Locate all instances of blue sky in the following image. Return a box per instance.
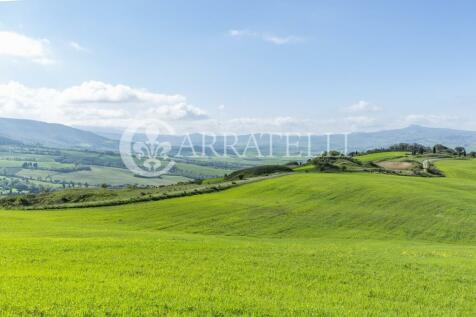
[0,0,476,133]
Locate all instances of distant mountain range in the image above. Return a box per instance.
[0,117,117,150]
[345,125,476,151]
[85,124,476,152]
[1,117,476,152]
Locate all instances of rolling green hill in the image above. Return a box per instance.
[0,117,116,150]
[0,144,236,193]
[356,151,409,162]
[0,159,475,315]
[84,124,476,152]
[5,116,476,154]
[10,159,473,242]
[225,164,293,180]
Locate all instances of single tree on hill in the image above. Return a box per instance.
[455,147,466,157]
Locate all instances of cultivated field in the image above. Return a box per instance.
[0,159,475,315]
[0,145,244,193]
[376,161,415,170]
[356,151,409,162]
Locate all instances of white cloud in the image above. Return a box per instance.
[228,29,303,45]
[262,35,302,45]
[1,81,467,134]
[228,29,251,37]
[343,100,381,113]
[0,81,208,127]
[174,116,311,134]
[147,103,208,121]
[404,114,459,126]
[69,41,89,53]
[344,115,376,127]
[212,116,322,134]
[61,81,185,105]
[177,114,385,134]
[229,116,301,127]
[0,31,54,64]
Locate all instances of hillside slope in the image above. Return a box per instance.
[0,117,116,150]
[4,159,475,243]
[348,125,476,150]
[0,159,475,316]
[82,124,476,152]
[4,117,476,152]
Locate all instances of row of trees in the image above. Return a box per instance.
[21,161,92,173]
[22,162,39,169]
[0,177,47,194]
[350,143,476,157]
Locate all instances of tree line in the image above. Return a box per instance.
[349,143,475,157]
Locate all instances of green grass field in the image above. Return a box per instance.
[356,151,409,162]
[17,165,190,187]
[0,145,237,191]
[0,159,475,315]
[293,163,316,172]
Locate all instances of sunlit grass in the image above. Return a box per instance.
[356,151,409,162]
[0,159,475,315]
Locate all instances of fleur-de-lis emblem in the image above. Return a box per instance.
[120,120,176,178]
[133,140,171,171]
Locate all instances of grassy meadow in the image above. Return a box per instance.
[356,151,409,162]
[0,159,475,315]
[0,145,292,194]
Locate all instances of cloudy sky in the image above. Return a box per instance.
[1,0,476,134]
